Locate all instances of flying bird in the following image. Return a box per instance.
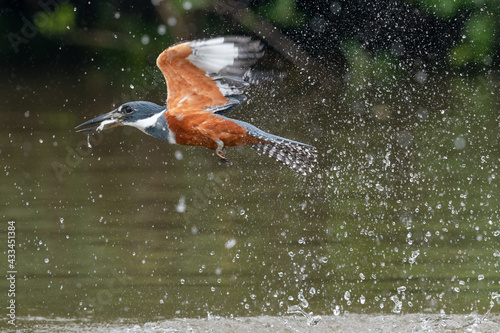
[76,36,317,174]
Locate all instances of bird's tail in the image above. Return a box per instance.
[220,116,318,175]
[251,141,318,175]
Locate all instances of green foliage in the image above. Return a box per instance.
[449,13,495,66]
[408,0,498,67]
[4,0,500,75]
[258,0,306,27]
[416,0,470,18]
[34,3,76,36]
[341,39,403,88]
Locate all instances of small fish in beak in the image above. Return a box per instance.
[75,110,123,132]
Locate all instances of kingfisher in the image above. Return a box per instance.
[76,36,317,174]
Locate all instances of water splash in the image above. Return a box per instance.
[298,289,309,308]
[286,304,322,326]
[408,249,420,267]
[344,290,352,305]
[390,295,402,313]
[484,292,500,317]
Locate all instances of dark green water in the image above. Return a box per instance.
[1,68,499,327]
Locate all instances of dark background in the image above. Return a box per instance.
[3,0,497,77]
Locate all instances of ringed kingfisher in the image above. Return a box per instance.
[76,36,318,175]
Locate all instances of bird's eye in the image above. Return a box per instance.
[122,105,133,114]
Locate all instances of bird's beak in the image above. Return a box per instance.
[75,109,123,133]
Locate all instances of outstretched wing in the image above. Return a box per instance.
[156,36,264,115]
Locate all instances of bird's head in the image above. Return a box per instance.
[75,101,168,140]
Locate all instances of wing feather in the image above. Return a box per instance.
[156,36,264,115]
[219,116,318,175]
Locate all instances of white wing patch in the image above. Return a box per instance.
[216,80,245,96]
[183,37,264,114]
[187,38,239,74]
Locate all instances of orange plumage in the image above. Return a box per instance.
[156,40,264,152]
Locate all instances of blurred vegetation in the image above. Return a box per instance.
[1,0,498,81]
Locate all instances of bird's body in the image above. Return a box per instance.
[76,36,317,174]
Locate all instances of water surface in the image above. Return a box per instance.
[1,69,499,328]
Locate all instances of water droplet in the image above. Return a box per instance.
[225,238,236,249]
[141,34,150,45]
[454,136,466,150]
[191,225,198,235]
[310,16,326,33]
[86,134,92,148]
[396,131,413,148]
[157,24,167,35]
[330,2,341,14]
[409,250,420,266]
[298,290,309,308]
[167,17,177,26]
[417,107,429,120]
[175,196,186,213]
[415,70,427,84]
[390,295,402,313]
